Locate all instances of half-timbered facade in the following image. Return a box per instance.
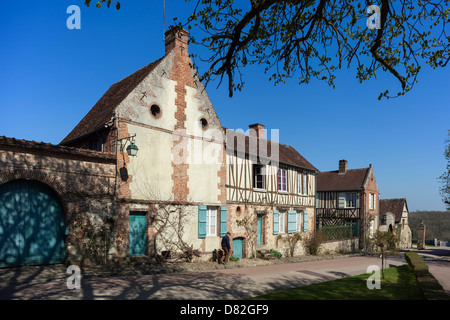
[316,160,379,248]
[225,124,318,258]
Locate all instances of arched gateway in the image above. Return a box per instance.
[0,179,66,267]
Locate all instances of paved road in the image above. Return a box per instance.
[413,246,450,295]
[0,255,406,300]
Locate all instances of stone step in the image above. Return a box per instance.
[257,249,276,260]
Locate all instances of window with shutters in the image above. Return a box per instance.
[253,164,265,190]
[287,211,297,234]
[206,207,217,236]
[296,211,303,232]
[278,169,287,192]
[279,211,286,234]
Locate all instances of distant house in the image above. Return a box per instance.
[316,160,380,249]
[379,198,412,249]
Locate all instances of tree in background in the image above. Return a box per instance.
[85,0,450,100]
[439,130,450,209]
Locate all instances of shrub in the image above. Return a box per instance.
[404,252,449,300]
[270,249,282,259]
[303,231,326,255]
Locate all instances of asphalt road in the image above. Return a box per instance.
[0,255,407,300]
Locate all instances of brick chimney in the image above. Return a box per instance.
[339,159,348,174]
[165,27,189,57]
[249,123,265,139]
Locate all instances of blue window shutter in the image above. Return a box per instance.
[287,210,297,234]
[303,211,308,232]
[273,210,279,235]
[198,205,207,238]
[220,206,227,237]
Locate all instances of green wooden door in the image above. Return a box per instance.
[232,238,243,259]
[129,213,146,256]
[0,180,65,268]
[256,216,262,245]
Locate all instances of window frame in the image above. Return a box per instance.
[253,164,266,190]
[303,173,308,195]
[296,211,303,232]
[369,193,375,210]
[346,193,357,208]
[206,207,217,237]
[297,172,302,195]
[277,168,287,192]
[279,211,286,234]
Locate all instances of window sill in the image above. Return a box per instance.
[253,188,267,192]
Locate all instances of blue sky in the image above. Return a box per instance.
[0,1,449,211]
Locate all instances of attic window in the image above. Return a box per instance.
[200,118,208,130]
[150,104,162,118]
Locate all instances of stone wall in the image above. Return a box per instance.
[0,137,117,264]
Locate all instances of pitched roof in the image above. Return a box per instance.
[0,136,115,162]
[380,198,408,223]
[316,168,370,191]
[224,128,318,171]
[60,58,164,145]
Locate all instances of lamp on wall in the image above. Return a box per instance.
[118,133,139,157]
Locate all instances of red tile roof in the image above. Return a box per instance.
[317,168,370,191]
[380,198,408,223]
[0,136,115,161]
[225,128,318,171]
[60,58,164,145]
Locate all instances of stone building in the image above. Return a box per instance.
[379,198,412,249]
[0,27,319,267]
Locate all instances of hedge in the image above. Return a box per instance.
[404,252,450,300]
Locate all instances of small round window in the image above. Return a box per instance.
[150,104,162,118]
[200,118,208,130]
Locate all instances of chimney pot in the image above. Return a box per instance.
[339,159,348,174]
[248,123,265,139]
[164,27,189,56]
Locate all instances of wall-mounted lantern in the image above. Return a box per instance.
[117,133,139,157]
[126,141,139,157]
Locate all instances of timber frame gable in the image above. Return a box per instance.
[316,159,380,249]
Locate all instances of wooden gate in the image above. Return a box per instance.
[0,180,65,268]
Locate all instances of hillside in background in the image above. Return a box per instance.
[409,211,450,241]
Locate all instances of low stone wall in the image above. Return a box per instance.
[320,238,360,254]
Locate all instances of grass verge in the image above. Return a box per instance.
[249,264,422,300]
